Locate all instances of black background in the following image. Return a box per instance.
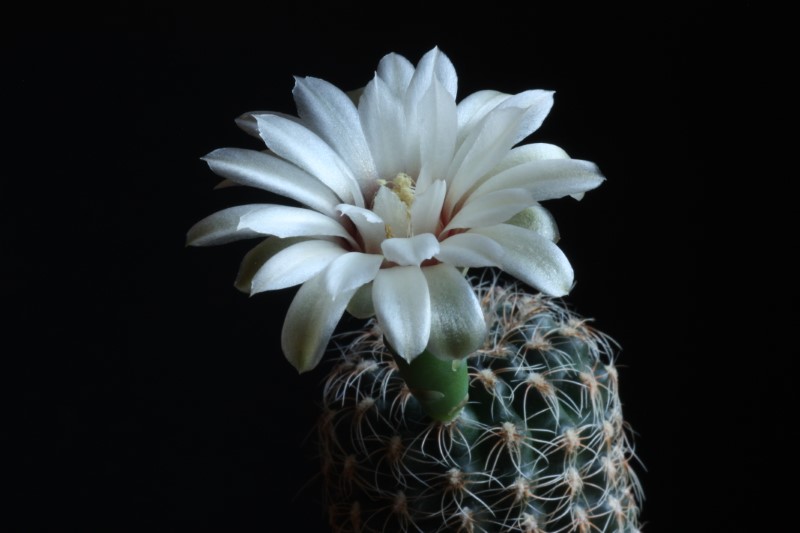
[7,6,716,532]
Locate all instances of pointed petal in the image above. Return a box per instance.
[234,236,308,293]
[407,47,457,102]
[256,114,364,207]
[346,282,375,318]
[293,76,377,185]
[416,79,457,192]
[250,239,346,293]
[435,233,503,267]
[423,264,486,360]
[471,224,574,296]
[373,266,431,361]
[282,273,356,373]
[471,159,605,201]
[359,74,406,180]
[489,142,570,176]
[187,205,268,246]
[443,188,535,233]
[372,186,410,238]
[402,48,458,176]
[237,204,355,246]
[322,252,383,299]
[445,107,526,215]
[410,179,446,236]
[381,234,440,266]
[498,90,555,145]
[202,148,340,217]
[235,111,303,139]
[376,52,414,96]
[336,203,385,254]
[456,90,510,145]
[505,205,560,242]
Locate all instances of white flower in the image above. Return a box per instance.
[187,47,604,372]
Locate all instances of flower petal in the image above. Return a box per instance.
[381,234,440,266]
[505,205,560,242]
[293,76,377,186]
[456,90,510,145]
[442,188,535,233]
[235,111,303,139]
[282,272,357,373]
[376,52,414,97]
[372,186,411,238]
[407,47,457,102]
[187,205,268,246]
[237,204,355,246]
[336,204,385,254]
[256,114,364,207]
[489,142,570,175]
[410,179,446,236]
[435,233,503,268]
[359,74,407,181]
[471,224,574,296]
[445,107,527,216]
[373,266,431,361]
[322,252,383,299]
[202,148,341,217]
[416,79,457,192]
[470,159,605,202]
[346,282,375,319]
[251,239,346,293]
[423,264,486,360]
[498,90,554,145]
[234,236,308,293]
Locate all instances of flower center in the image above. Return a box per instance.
[377,172,416,208]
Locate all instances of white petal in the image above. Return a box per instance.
[359,74,406,180]
[202,148,340,217]
[372,186,410,238]
[293,76,377,186]
[456,90,510,145]
[381,234,440,266]
[187,205,267,246]
[377,52,414,96]
[336,203,385,254]
[346,282,375,319]
[250,240,346,293]
[282,272,356,373]
[445,107,526,216]
[471,224,574,296]
[498,90,555,145]
[407,47,457,102]
[423,264,486,360]
[489,143,570,176]
[256,114,364,207]
[435,233,503,268]
[238,204,355,246]
[416,79,457,192]
[402,48,458,176]
[471,159,605,202]
[410,179,446,236]
[443,188,535,233]
[505,205,560,242]
[234,236,307,293]
[322,252,383,299]
[235,111,303,139]
[373,266,431,361]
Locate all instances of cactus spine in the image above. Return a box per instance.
[320,278,642,532]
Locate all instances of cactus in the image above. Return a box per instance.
[320,277,641,532]
[187,46,644,532]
